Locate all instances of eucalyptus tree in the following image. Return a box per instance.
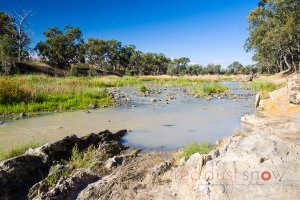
[8,10,32,62]
[0,11,31,74]
[35,26,84,67]
[84,38,108,68]
[173,57,190,74]
[245,0,300,74]
[227,61,243,74]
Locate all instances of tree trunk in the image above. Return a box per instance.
[282,55,294,76]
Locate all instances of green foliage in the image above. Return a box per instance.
[45,169,71,187]
[0,77,31,104]
[249,81,284,92]
[138,84,148,93]
[246,0,300,74]
[0,139,42,161]
[0,34,17,75]
[0,75,114,115]
[68,145,97,169]
[192,83,229,96]
[35,26,84,67]
[176,142,214,160]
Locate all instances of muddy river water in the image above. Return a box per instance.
[0,82,255,151]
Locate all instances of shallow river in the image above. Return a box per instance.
[0,82,255,151]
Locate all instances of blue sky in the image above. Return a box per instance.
[1,0,258,67]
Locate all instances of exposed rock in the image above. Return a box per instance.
[37,171,99,200]
[151,162,171,176]
[240,114,265,126]
[0,120,7,126]
[105,155,124,170]
[88,103,96,109]
[150,98,157,102]
[20,112,28,117]
[206,96,212,100]
[0,154,49,200]
[0,130,127,200]
[185,153,201,167]
[288,74,300,104]
[28,164,73,199]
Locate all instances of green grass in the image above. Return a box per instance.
[0,75,231,114]
[138,84,148,93]
[67,145,98,169]
[45,170,71,187]
[0,139,42,161]
[192,82,229,96]
[139,76,212,86]
[176,142,214,160]
[248,81,284,92]
[0,75,116,115]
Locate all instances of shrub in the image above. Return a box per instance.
[192,83,228,96]
[0,77,31,104]
[45,169,71,187]
[138,84,148,93]
[249,81,283,92]
[176,142,214,160]
[68,145,97,168]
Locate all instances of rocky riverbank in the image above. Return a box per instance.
[1,76,300,200]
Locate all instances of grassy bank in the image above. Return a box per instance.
[243,78,286,99]
[249,81,285,92]
[0,75,115,115]
[0,74,239,115]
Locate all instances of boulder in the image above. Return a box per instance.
[240,114,265,126]
[288,74,300,104]
[185,153,202,168]
[151,162,171,176]
[0,130,127,200]
[38,171,99,200]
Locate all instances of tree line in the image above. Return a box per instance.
[245,0,300,74]
[0,11,259,76]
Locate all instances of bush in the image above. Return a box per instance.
[176,142,214,160]
[68,145,97,168]
[0,77,31,104]
[192,83,228,96]
[249,81,283,92]
[138,84,148,93]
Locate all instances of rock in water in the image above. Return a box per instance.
[288,74,300,104]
